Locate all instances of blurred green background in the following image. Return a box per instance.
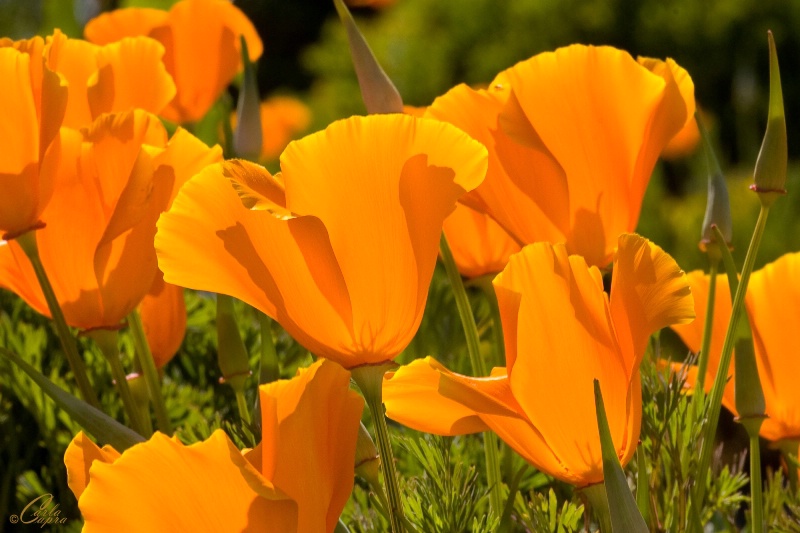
[2,0,800,530]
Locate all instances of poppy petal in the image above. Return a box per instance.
[64,432,121,501]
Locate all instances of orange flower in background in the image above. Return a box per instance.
[426,45,692,268]
[64,359,362,532]
[156,114,487,368]
[442,202,521,278]
[0,37,67,240]
[229,95,312,161]
[138,271,186,368]
[84,0,263,124]
[671,252,800,441]
[0,110,222,331]
[44,29,175,129]
[384,234,694,486]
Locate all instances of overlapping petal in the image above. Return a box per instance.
[138,271,186,368]
[157,114,487,367]
[384,234,693,486]
[85,0,262,123]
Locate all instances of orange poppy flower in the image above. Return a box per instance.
[0,37,67,240]
[0,110,222,331]
[65,359,362,532]
[156,114,487,368]
[383,234,694,486]
[442,202,521,278]
[671,252,800,441]
[44,29,175,129]
[84,0,263,124]
[426,45,692,268]
[138,271,186,368]
[230,95,312,161]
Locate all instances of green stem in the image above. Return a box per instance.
[89,329,147,435]
[749,433,764,533]
[583,483,614,533]
[235,388,252,425]
[258,313,279,384]
[16,231,99,408]
[351,363,405,533]
[127,310,172,434]
[478,276,505,369]
[691,206,770,524]
[439,234,504,519]
[695,257,719,393]
[777,439,799,492]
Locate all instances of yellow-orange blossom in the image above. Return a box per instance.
[383,234,694,486]
[156,114,488,368]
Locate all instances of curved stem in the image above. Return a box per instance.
[691,206,770,524]
[695,258,719,393]
[127,310,172,434]
[89,329,147,435]
[16,231,99,407]
[351,363,405,533]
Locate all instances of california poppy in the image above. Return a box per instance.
[442,202,521,279]
[0,110,222,331]
[64,359,362,532]
[84,0,262,124]
[426,45,692,268]
[383,234,694,486]
[0,37,67,240]
[156,114,487,368]
[671,252,800,441]
[44,29,175,129]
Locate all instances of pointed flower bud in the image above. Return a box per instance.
[216,294,252,391]
[333,0,403,114]
[698,115,732,252]
[233,36,263,161]
[354,421,381,486]
[752,31,787,207]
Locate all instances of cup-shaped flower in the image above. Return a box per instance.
[426,45,692,268]
[138,271,186,368]
[44,29,175,129]
[0,37,67,239]
[383,234,694,486]
[156,114,487,368]
[671,252,800,441]
[65,359,363,532]
[0,110,222,330]
[84,0,262,124]
[442,202,521,279]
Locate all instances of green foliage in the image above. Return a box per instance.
[512,488,584,533]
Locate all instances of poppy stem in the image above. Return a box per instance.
[258,313,279,385]
[581,483,614,533]
[351,363,406,533]
[127,310,172,434]
[694,254,719,393]
[15,231,99,408]
[748,432,764,533]
[439,233,504,520]
[88,328,148,436]
[691,205,770,525]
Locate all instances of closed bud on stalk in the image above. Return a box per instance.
[734,338,767,436]
[752,31,787,208]
[216,294,252,392]
[698,115,732,254]
[354,421,380,486]
[233,36,263,161]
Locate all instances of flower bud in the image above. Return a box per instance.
[752,31,787,207]
[233,36,263,161]
[216,294,252,392]
[354,421,381,485]
[734,337,767,437]
[698,115,732,253]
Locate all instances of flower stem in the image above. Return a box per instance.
[351,363,405,533]
[127,310,172,434]
[582,483,614,533]
[695,256,719,393]
[691,205,770,524]
[258,313,279,385]
[749,433,764,533]
[439,233,504,519]
[88,328,147,436]
[16,231,99,408]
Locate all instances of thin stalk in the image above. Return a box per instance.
[691,206,770,524]
[258,313,279,384]
[695,257,719,393]
[582,483,613,533]
[351,363,405,533]
[90,329,147,435]
[127,310,172,434]
[477,276,505,369]
[235,389,252,425]
[16,232,99,407]
[749,434,764,533]
[439,234,504,518]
